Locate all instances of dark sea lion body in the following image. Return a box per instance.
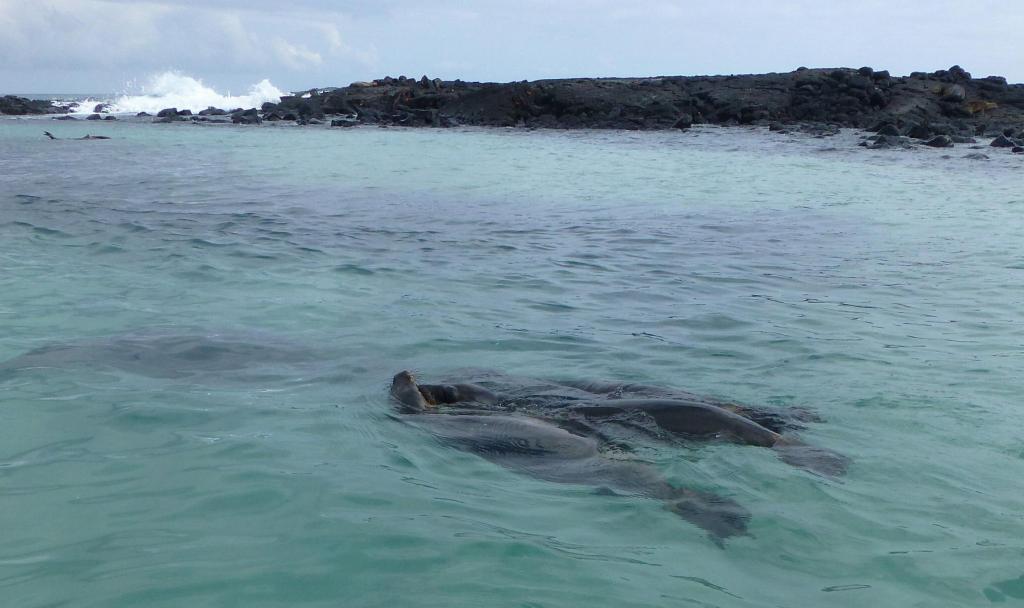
[407,371,848,477]
[563,399,781,447]
[43,131,110,140]
[390,371,750,542]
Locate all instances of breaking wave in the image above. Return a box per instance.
[100,72,284,114]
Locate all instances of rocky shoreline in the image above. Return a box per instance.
[4,66,1024,152]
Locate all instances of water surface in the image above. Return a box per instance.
[2,119,1023,607]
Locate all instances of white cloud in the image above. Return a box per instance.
[271,38,323,70]
[0,0,373,80]
[0,0,1021,92]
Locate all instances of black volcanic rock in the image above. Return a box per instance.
[876,124,901,136]
[9,66,1024,139]
[991,135,1017,147]
[231,110,261,125]
[906,123,933,139]
[156,108,178,118]
[0,95,65,115]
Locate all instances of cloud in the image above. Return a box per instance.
[271,38,323,70]
[0,0,373,73]
[0,0,1022,92]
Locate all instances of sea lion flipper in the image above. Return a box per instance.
[666,488,751,544]
[773,440,850,477]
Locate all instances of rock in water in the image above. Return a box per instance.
[991,135,1017,148]
[906,123,933,140]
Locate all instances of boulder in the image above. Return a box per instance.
[231,112,262,125]
[991,135,1017,147]
[906,124,932,139]
[93,103,111,113]
[103,116,117,121]
[198,107,227,116]
[53,115,78,120]
[330,118,358,127]
[1013,146,1024,154]
[948,65,971,80]
[156,108,178,118]
[86,113,102,120]
[876,123,901,136]
[177,109,192,116]
[136,112,151,117]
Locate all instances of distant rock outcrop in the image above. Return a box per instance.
[247,66,1024,140]
[6,66,1024,153]
[0,95,69,115]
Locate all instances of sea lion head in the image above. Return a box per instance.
[390,370,434,413]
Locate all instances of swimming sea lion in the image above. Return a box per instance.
[390,371,750,544]
[403,371,849,477]
[43,131,110,140]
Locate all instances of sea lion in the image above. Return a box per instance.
[43,131,110,140]
[390,371,750,544]
[402,371,849,477]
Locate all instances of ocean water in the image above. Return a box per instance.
[1,118,1023,607]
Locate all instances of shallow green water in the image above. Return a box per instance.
[1,119,1023,607]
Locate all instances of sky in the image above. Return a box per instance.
[1,0,1022,94]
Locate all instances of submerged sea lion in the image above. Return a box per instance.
[391,371,751,543]
[401,371,849,477]
[0,330,323,382]
[43,131,110,140]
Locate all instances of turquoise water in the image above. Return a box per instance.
[1,119,1023,607]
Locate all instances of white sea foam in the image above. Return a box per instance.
[100,72,284,115]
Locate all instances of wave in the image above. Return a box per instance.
[70,72,285,115]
